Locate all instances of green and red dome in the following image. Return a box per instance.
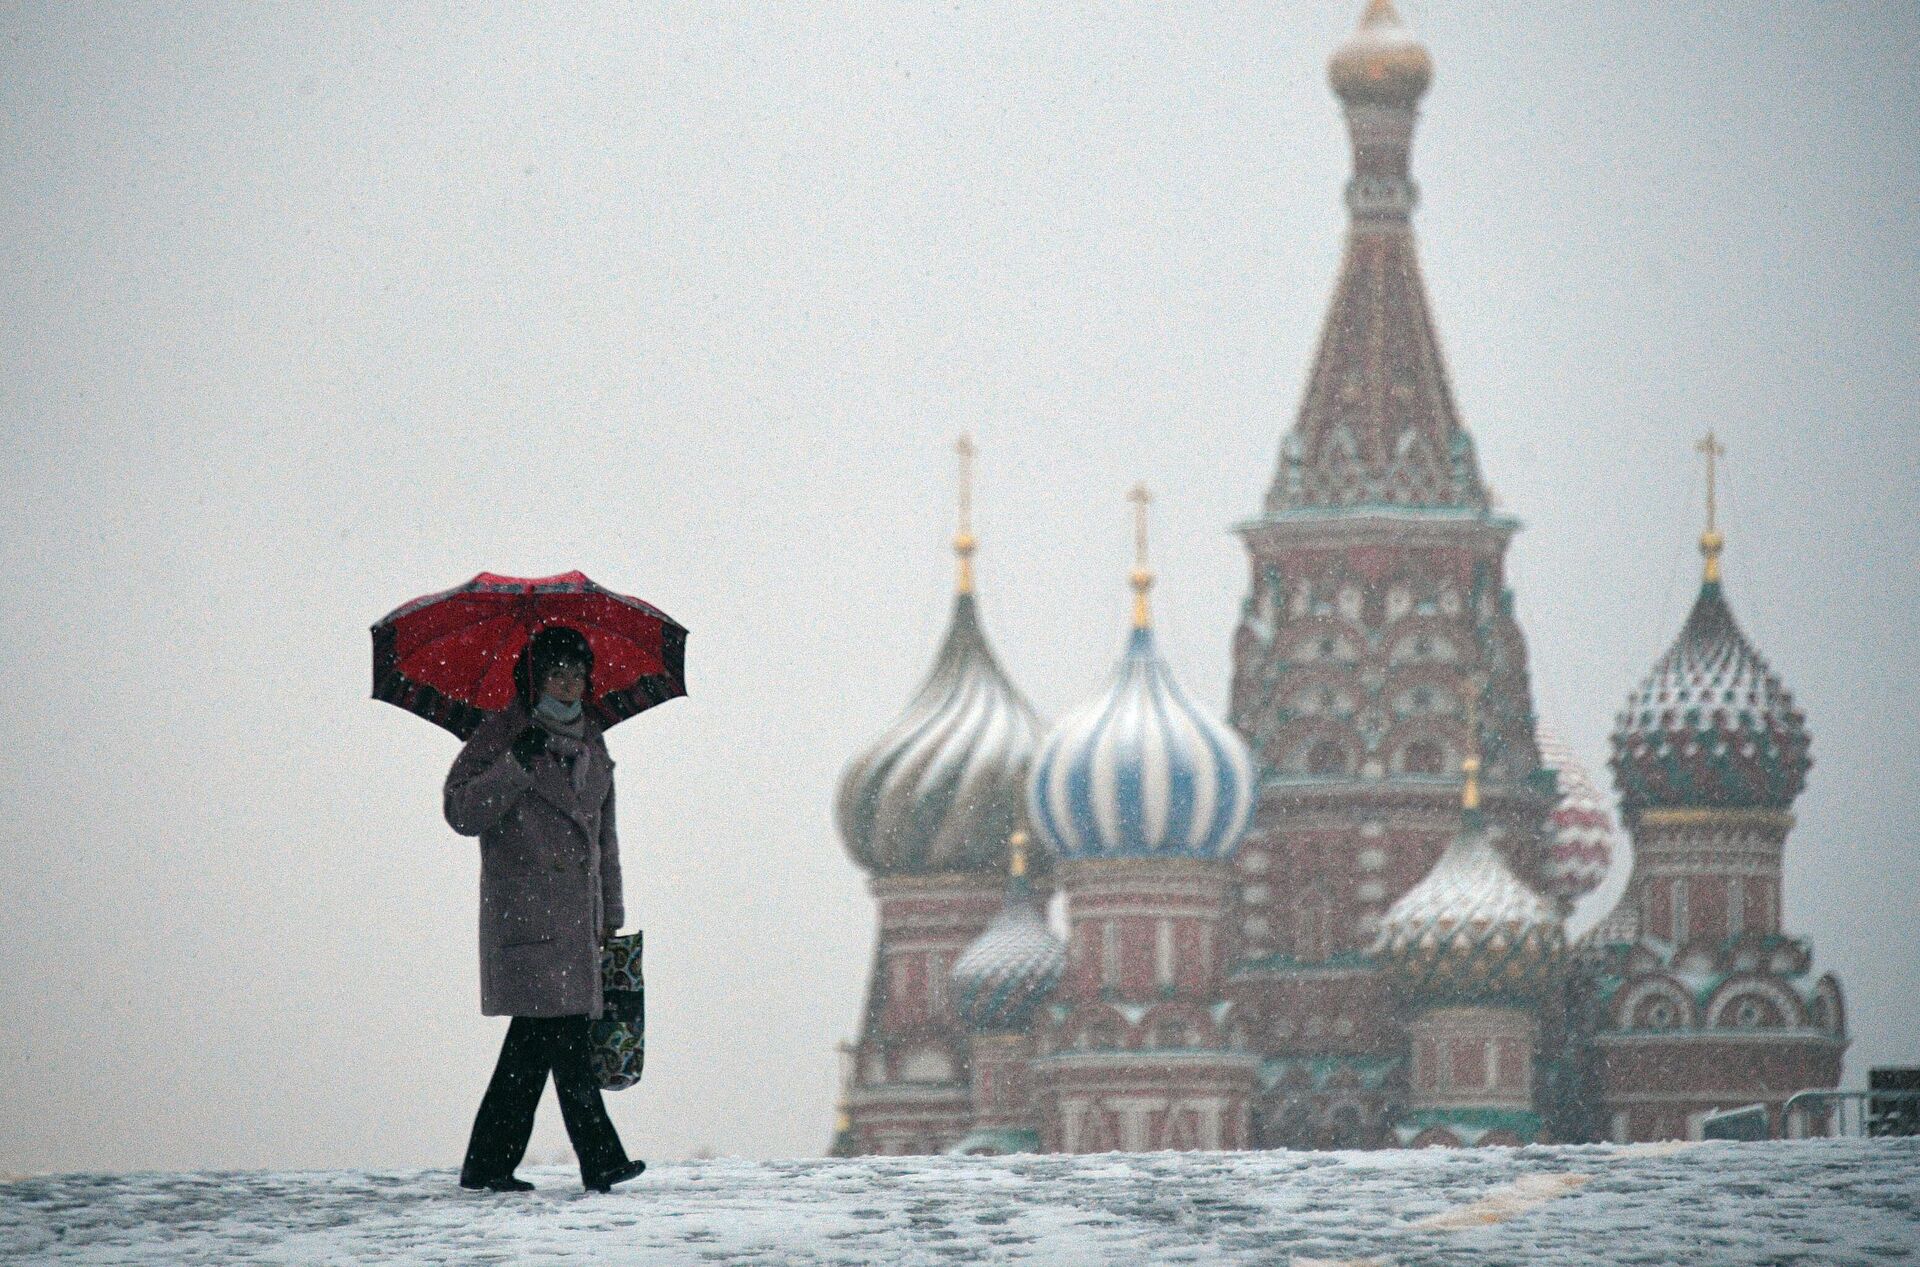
[1610,578,1811,813]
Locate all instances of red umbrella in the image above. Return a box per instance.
[371,570,688,739]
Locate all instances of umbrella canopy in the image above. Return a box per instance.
[371,570,687,739]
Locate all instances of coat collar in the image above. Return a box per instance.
[504,699,608,829]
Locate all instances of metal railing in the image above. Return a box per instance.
[1782,1089,1920,1139]
[1701,1104,1769,1141]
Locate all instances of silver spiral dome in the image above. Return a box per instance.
[837,593,1045,878]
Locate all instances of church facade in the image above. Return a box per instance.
[830,1,1846,1156]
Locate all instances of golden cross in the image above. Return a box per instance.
[1695,431,1725,535]
[1128,483,1154,629]
[954,434,977,594]
[1128,483,1152,573]
[1694,431,1727,582]
[956,434,976,540]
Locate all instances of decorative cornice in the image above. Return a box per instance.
[1227,959,1380,983]
[1633,808,1795,832]
[845,1084,972,1107]
[1058,857,1232,901]
[870,873,1008,898]
[1238,509,1517,547]
[1595,1029,1847,1048]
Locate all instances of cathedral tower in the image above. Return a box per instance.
[834,439,1049,1155]
[1029,488,1261,1153]
[1583,435,1846,1142]
[1225,0,1557,1149]
[949,829,1066,1155]
[1375,725,1565,1147]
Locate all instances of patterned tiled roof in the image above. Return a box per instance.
[1610,580,1810,811]
[1374,822,1565,1003]
[1257,0,1486,517]
[951,882,1065,1034]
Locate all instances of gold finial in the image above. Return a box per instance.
[1695,431,1726,584]
[954,434,977,595]
[1128,482,1154,630]
[1461,686,1482,812]
[1009,827,1029,878]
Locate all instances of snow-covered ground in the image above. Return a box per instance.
[3,1139,1916,1265]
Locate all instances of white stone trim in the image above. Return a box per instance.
[1702,976,1808,1029]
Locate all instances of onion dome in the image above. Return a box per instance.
[1609,524,1811,813]
[1028,485,1256,863]
[836,440,1046,878]
[951,831,1066,1034]
[1374,755,1565,1002]
[1329,0,1433,107]
[1534,726,1619,905]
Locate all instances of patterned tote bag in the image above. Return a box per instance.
[592,931,646,1091]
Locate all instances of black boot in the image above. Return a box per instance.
[460,1173,535,1193]
[584,1159,647,1194]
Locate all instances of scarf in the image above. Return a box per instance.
[532,696,591,796]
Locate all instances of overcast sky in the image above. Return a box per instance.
[2,3,1915,1174]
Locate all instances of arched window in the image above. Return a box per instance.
[1326,1106,1366,1149]
[1403,740,1445,775]
[1307,741,1349,777]
[899,1046,954,1084]
[1294,891,1334,961]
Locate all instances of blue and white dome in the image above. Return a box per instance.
[1028,626,1257,863]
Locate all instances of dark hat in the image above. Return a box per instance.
[515,625,595,706]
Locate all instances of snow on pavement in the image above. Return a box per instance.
[2,1138,1916,1265]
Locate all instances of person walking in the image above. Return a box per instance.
[443,625,649,1194]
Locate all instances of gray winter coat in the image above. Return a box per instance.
[444,701,624,1018]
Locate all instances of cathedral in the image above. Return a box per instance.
[829,1,1847,1155]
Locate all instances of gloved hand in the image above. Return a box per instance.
[510,726,549,771]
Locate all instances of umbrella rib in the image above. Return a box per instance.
[469,609,530,705]
[390,595,498,673]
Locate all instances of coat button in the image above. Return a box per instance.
[552,861,565,873]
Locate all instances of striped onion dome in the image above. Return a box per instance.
[951,843,1065,1033]
[1610,574,1810,812]
[1534,726,1619,904]
[1028,626,1256,863]
[837,593,1045,878]
[1374,817,1565,1003]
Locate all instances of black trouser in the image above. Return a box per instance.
[461,1016,629,1184]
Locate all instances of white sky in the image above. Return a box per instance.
[1,2,1914,1172]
